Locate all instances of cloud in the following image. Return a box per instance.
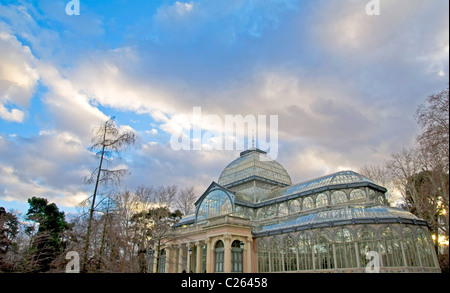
[0,30,39,122]
[0,0,448,212]
[0,131,93,207]
[124,141,238,192]
[313,0,449,75]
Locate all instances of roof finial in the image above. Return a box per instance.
[252,129,255,149]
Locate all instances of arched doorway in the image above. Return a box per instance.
[231,240,243,273]
[214,240,224,272]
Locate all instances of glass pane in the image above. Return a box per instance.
[350,189,366,202]
[298,233,313,271]
[331,190,347,205]
[316,193,328,208]
[302,197,314,210]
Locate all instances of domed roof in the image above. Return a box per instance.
[218,148,292,187]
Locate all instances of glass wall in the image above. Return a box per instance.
[334,228,357,269]
[416,228,435,267]
[283,236,297,272]
[378,227,404,267]
[402,227,419,267]
[256,225,437,272]
[247,188,384,221]
[257,241,270,272]
[297,232,313,271]
[313,231,334,270]
[357,227,377,268]
[270,239,283,272]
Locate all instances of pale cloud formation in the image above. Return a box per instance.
[0,132,91,208]
[0,31,39,122]
[0,0,448,212]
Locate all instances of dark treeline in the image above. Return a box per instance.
[0,185,197,273]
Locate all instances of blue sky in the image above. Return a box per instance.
[0,0,448,215]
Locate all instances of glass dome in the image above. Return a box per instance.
[218,148,292,188]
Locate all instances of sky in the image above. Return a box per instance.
[0,0,448,216]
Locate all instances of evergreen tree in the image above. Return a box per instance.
[26,197,69,272]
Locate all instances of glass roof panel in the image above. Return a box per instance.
[256,205,418,232]
[281,171,376,198]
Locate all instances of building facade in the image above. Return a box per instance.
[155,148,440,273]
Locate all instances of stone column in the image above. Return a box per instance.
[152,250,157,273]
[205,238,212,273]
[246,237,253,273]
[165,244,172,273]
[178,244,184,273]
[223,234,232,273]
[186,243,192,273]
[196,241,203,273]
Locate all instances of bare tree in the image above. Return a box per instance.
[386,148,425,216]
[414,87,449,256]
[384,87,449,264]
[176,186,197,216]
[82,117,136,272]
[415,87,449,172]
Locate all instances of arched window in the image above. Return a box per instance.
[284,236,297,272]
[349,189,366,202]
[331,190,347,205]
[416,228,435,268]
[214,241,225,272]
[313,231,334,270]
[289,200,301,213]
[159,249,166,273]
[278,203,289,217]
[315,193,328,208]
[335,228,357,269]
[197,189,233,222]
[298,232,313,271]
[379,227,404,267]
[357,227,377,268]
[302,197,314,210]
[402,227,419,267]
[257,240,270,273]
[231,240,243,273]
[270,239,283,272]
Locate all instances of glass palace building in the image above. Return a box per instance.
[157,148,440,273]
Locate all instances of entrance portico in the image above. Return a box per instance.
[159,215,254,273]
